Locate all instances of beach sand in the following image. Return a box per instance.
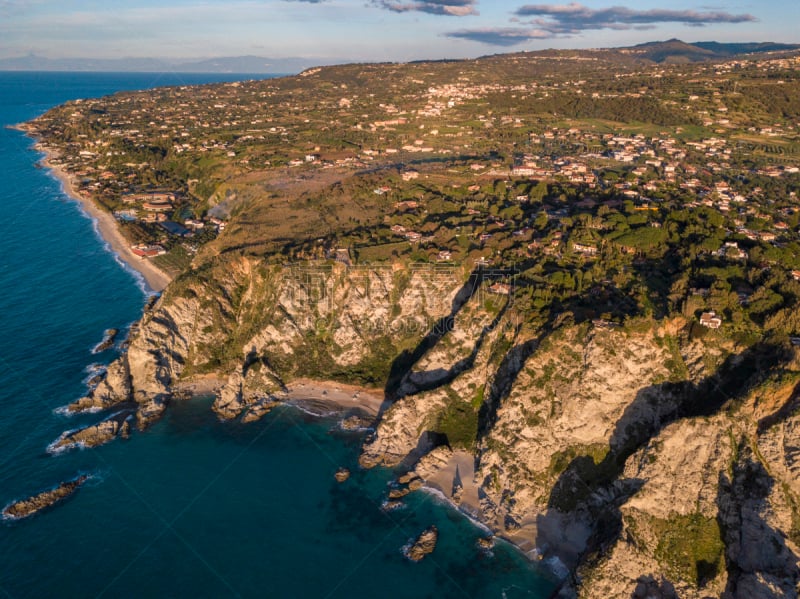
[282,378,386,416]
[420,450,549,561]
[173,375,386,417]
[35,144,172,292]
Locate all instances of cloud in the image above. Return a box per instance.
[372,0,478,16]
[513,3,756,34]
[445,27,552,45]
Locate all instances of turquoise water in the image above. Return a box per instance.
[0,73,556,598]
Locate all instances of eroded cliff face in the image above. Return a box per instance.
[71,257,800,598]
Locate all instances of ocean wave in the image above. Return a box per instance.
[419,485,493,533]
[543,556,570,580]
[82,363,107,384]
[285,401,339,418]
[52,175,151,298]
[84,362,107,375]
[53,404,103,417]
[46,435,85,455]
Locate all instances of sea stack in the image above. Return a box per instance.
[404,526,438,562]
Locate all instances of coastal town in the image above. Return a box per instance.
[25,46,800,336]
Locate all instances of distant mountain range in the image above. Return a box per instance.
[624,39,800,63]
[0,54,348,74]
[1,41,798,73]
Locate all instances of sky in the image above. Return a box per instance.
[0,0,797,62]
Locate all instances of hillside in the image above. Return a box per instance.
[24,43,800,597]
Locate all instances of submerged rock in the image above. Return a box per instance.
[340,415,372,431]
[92,328,119,353]
[334,467,351,483]
[382,500,405,511]
[404,525,438,562]
[397,472,420,485]
[477,536,494,550]
[85,373,105,388]
[3,475,89,520]
[241,398,278,423]
[388,487,410,499]
[50,411,132,452]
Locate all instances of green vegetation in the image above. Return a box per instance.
[433,389,480,450]
[548,444,610,478]
[648,512,725,587]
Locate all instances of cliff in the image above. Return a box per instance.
[64,257,800,597]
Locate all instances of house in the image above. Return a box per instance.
[572,242,598,256]
[184,218,205,230]
[437,250,452,262]
[131,244,167,258]
[488,282,512,295]
[142,201,173,212]
[699,311,722,329]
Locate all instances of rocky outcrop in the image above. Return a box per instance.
[92,328,119,353]
[361,285,512,469]
[66,255,800,597]
[50,411,133,452]
[334,468,350,483]
[340,415,372,431]
[3,475,89,519]
[716,446,800,598]
[213,356,283,421]
[67,359,132,413]
[404,525,438,562]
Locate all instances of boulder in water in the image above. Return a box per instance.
[404,525,438,562]
[92,328,119,353]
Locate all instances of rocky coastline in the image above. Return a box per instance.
[22,252,800,598]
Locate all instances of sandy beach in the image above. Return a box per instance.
[420,449,548,562]
[174,375,387,417]
[33,142,172,292]
[282,378,387,416]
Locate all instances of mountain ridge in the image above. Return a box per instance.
[2,40,799,73]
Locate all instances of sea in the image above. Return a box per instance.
[0,72,557,598]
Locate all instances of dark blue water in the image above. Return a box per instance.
[0,72,556,598]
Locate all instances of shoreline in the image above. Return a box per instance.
[173,376,386,417]
[418,449,569,580]
[281,377,386,416]
[24,132,172,293]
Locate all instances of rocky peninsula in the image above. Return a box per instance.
[17,44,800,597]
